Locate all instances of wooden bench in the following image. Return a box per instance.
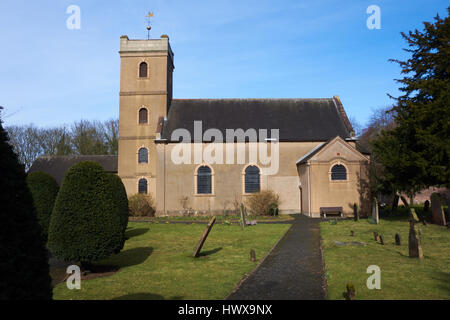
[320,207,343,218]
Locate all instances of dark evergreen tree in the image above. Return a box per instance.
[26,171,59,241]
[372,9,450,196]
[47,161,123,266]
[0,122,52,299]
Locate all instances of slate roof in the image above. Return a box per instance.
[28,155,118,185]
[161,97,354,142]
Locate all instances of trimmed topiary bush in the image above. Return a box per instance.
[105,173,129,251]
[128,193,155,217]
[0,122,52,299]
[26,171,59,241]
[47,161,124,266]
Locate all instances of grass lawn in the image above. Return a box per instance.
[321,218,450,300]
[52,221,290,300]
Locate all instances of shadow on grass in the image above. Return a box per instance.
[125,228,150,239]
[114,247,153,268]
[113,293,184,300]
[198,247,223,257]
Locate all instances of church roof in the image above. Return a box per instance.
[29,155,118,185]
[161,97,354,142]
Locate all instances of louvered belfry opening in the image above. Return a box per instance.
[139,62,148,78]
[245,165,260,193]
[197,166,212,194]
[331,164,347,180]
[139,108,148,124]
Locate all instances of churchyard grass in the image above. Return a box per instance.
[321,218,450,300]
[52,222,290,300]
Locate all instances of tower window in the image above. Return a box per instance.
[196,165,212,194]
[331,164,347,180]
[138,178,148,194]
[138,147,148,163]
[139,108,148,124]
[139,62,148,78]
[245,165,260,193]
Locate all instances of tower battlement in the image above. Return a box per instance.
[119,35,174,60]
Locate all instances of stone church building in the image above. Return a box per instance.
[31,35,371,217]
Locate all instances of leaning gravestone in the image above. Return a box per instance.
[410,208,420,223]
[372,198,379,224]
[240,203,247,229]
[431,193,446,226]
[408,220,423,259]
[193,217,216,258]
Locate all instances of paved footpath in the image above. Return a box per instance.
[227,214,327,300]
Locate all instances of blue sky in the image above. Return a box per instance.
[0,0,448,128]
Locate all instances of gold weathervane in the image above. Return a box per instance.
[146,11,154,39]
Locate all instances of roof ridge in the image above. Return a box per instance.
[172,98,333,101]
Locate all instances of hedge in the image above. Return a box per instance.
[26,171,59,241]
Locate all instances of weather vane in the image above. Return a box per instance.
[146,11,154,39]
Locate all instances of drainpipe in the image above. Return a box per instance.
[307,161,312,217]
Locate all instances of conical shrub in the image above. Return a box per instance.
[0,123,52,299]
[48,161,124,265]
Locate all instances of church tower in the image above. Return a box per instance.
[117,35,174,199]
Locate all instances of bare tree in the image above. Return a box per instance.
[103,119,119,155]
[71,120,108,155]
[6,125,42,171]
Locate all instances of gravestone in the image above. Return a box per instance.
[410,208,420,223]
[408,220,423,259]
[395,233,401,246]
[372,198,379,224]
[379,235,384,245]
[353,203,359,222]
[392,194,400,211]
[373,231,379,241]
[250,249,256,262]
[193,217,216,258]
[240,203,247,229]
[423,200,430,213]
[400,195,410,208]
[431,193,446,226]
[346,284,356,300]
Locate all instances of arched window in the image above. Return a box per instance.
[197,166,212,194]
[139,108,148,124]
[139,62,148,78]
[331,164,347,180]
[245,165,260,193]
[138,147,148,163]
[138,178,148,194]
